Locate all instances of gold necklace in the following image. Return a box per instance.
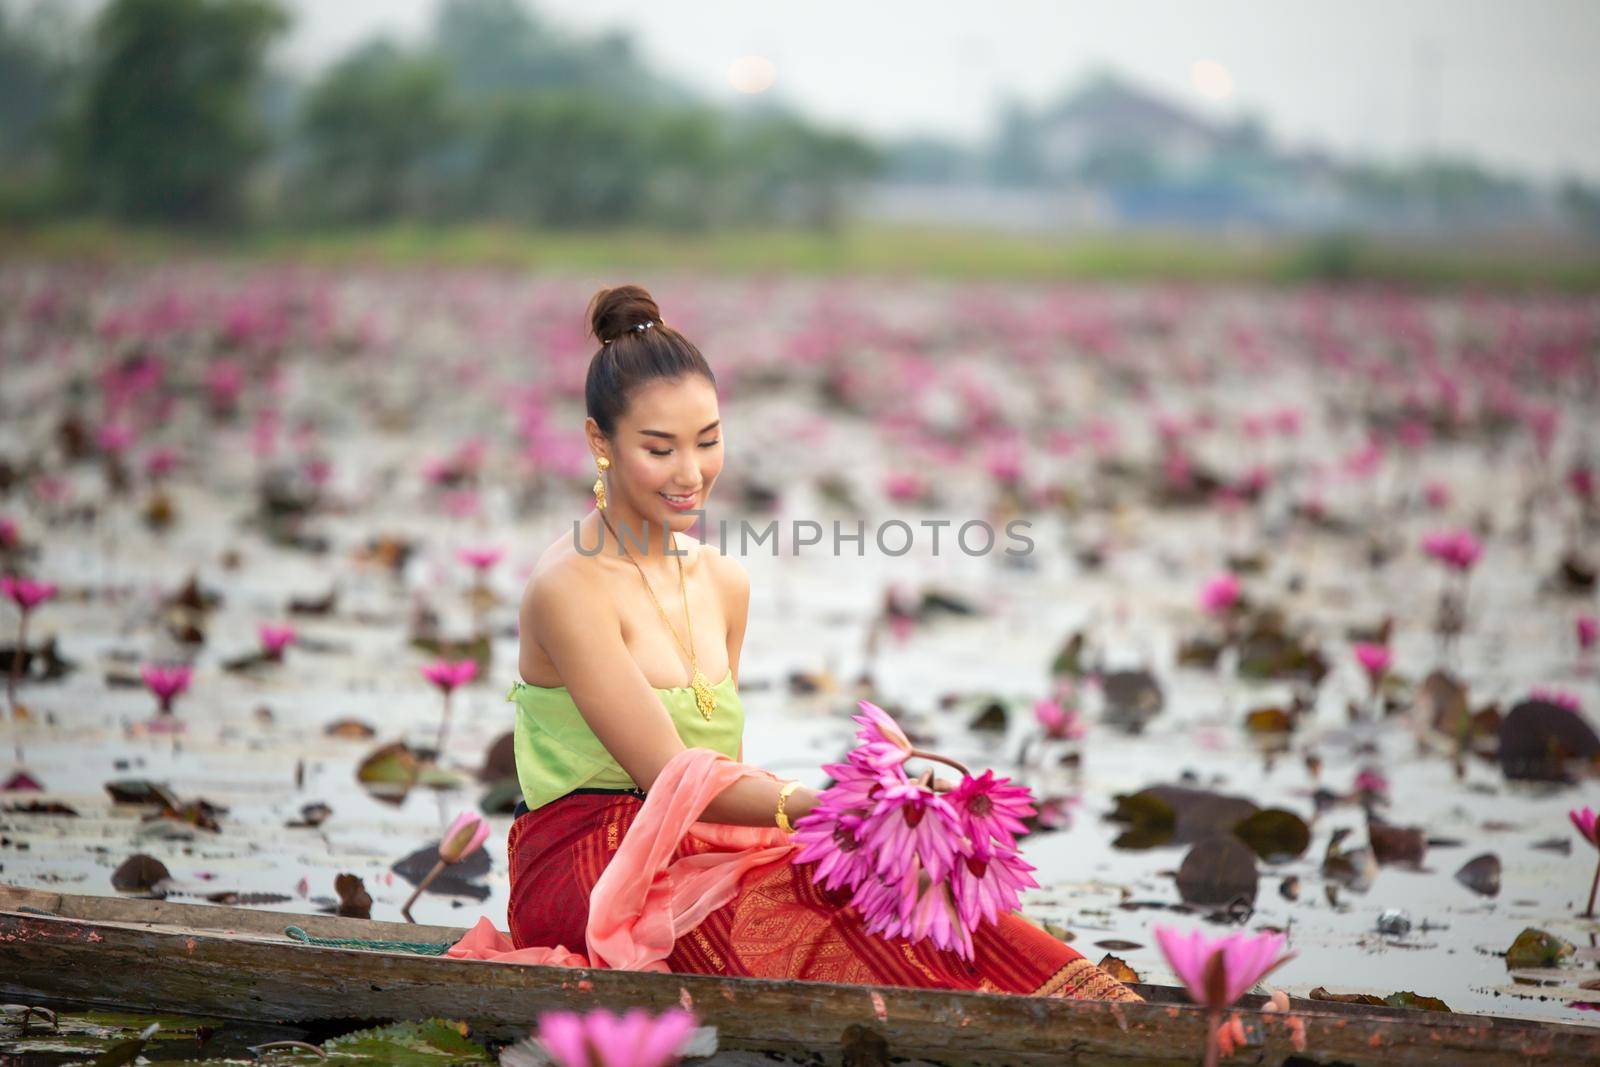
[597,511,717,721]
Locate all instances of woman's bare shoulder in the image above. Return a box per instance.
[521,541,608,621]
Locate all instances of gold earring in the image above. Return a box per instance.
[593,456,610,510]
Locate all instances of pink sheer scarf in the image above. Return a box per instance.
[446,747,798,970]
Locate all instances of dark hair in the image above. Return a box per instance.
[584,284,715,437]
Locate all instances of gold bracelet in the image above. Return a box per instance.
[774,780,802,834]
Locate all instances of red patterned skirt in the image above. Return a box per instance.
[506,790,1139,1001]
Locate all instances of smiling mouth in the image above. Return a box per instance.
[660,491,699,504]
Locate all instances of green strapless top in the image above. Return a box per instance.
[507,669,744,813]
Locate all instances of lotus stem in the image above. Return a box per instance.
[435,691,452,757]
[401,858,446,923]
[9,613,27,762]
[1585,856,1600,919]
[1203,1008,1221,1067]
[907,748,971,778]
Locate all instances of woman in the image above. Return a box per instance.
[504,283,1138,1001]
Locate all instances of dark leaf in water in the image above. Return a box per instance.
[479,777,522,815]
[4,799,77,815]
[1279,875,1301,901]
[1498,700,1600,782]
[1099,670,1165,733]
[356,741,419,804]
[286,802,332,828]
[968,701,1007,733]
[479,731,516,782]
[1050,632,1087,677]
[1416,670,1471,736]
[1096,954,1140,983]
[1176,636,1224,669]
[1453,853,1501,897]
[289,586,338,616]
[1368,820,1427,867]
[105,779,180,807]
[1426,836,1465,848]
[1322,828,1377,893]
[111,853,170,892]
[323,1019,489,1063]
[1532,836,1573,855]
[1505,927,1575,970]
[1232,808,1311,861]
[1309,986,1386,1006]
[917,588,978,619]
[1094,939,1143,951]
[1109,785,1257,849]
[221,650,273,673]
[1041,920,1074,942]
[149,798,225,833]
[335,873,372,919]
[92,1022,160,1067]
[203,890,293,905]
[324,718,376,739]
[1383,991,1453,1012]
[1243,707,1294,735]
[1175,835,1259,907]
[392,843,492,900]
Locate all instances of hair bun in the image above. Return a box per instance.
[587,284,662,346]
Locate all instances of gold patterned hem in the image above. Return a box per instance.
[1034,958,1145,1003]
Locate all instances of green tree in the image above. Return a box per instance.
[293,41,459,223]
[60,0,288,224]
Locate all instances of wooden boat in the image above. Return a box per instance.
[2,884,1597,1066]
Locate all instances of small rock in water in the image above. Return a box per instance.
[1377,909,1412,937]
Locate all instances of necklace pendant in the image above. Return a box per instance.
[691,669,717,721]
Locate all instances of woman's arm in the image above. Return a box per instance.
[524,564,817,829]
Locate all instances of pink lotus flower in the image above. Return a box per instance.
[1,577,57,612]
[947,770,1036,851]
[96,424,136,455]
[422,660,478,693]
[1033,697,1085,741]
[140,664,192,714]
[1570,806,1599,848]
[1155,927,1294,1010]
[1352,643,1391,688]
[536,1007,697,1067]
[144,447,180,479]
[863,778,964,883]
[950,835,1039,930]
[884,471,926,505]
[1199,573,1240,616]
[439,810,490,863]
[1352,767,1389,798]
[1578,615,1598,653]
[0,518,17,551]
[1155,926,1296,1067]
[1420,528,1482,572]
[457,546,505,574]
[423,659,478,755]
[258,623,297,659]
[1572,807,1600,918]
[850,700,915,771]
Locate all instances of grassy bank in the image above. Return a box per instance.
[4,218,1599,289]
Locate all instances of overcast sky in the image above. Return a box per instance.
[271,1,1600,185]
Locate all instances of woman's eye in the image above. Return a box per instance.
[650,440,718,457]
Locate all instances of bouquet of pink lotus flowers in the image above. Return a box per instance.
[789,700,1040,959]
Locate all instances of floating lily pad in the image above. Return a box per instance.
[1175,835,1259,907]
[1232,808,1311,861]
[1454,853,1501,897]
[1506,928,1575,970]
[1498,700,1600,782]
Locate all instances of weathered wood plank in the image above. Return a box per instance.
[2,889,1598,1066]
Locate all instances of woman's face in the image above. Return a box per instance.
[593,375,723,534]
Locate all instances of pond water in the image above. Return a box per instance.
[1,263,1598,1040]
